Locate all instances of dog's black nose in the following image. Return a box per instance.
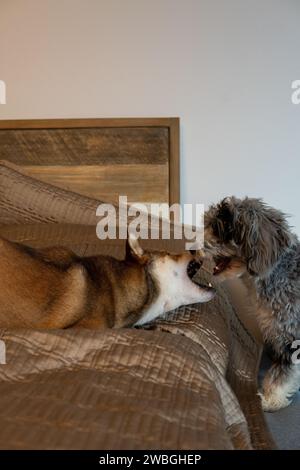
[187,259,203,279]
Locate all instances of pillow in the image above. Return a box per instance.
[0,160,187,238]
[0,223,186,258]
[0,160,101,226]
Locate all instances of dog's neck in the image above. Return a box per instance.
[112,260,160,328]
[120,264,159,327]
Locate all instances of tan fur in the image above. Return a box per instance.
[0,236,213,330]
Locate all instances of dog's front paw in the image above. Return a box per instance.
[258,390,292,412]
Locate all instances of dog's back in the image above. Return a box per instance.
[0,235,214,331]
[0,237,150,329]
[0,237,88,328]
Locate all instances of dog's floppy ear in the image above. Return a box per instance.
[212,197,235,242]
[234,202,291,276]
[233,210,259,274]
[126,231,144,259]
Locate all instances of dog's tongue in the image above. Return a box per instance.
[213,257,231,275]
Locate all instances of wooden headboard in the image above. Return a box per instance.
[0,118,179,205]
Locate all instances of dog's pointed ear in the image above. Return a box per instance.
[126,232,144,259]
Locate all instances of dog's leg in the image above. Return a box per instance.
[259,361,300,412]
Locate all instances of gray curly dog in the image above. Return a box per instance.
[204,196,300,412]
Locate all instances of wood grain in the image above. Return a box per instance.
[0,118,180,205]
[0,128,169,165]
[25,164,169,204]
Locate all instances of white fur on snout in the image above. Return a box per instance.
[135,257,214,326]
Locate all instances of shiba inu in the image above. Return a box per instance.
[0,234,215,330]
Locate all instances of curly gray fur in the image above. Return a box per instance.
[204,196,300,411]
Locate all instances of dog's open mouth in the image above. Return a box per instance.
[213,256,231,275]
[187,260,214,291]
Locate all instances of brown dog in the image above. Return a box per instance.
[0,234,215,330]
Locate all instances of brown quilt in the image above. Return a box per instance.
[0,161,274,449]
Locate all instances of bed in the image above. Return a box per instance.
[0,118,274,449]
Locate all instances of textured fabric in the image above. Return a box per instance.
[0,160,164,234]
[0,223,186,258]
[0,161,274,449]
[0,160,186,250]
[0,304,251,450]
[0,160,106,226]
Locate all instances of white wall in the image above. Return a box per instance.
[1,0,299,232]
